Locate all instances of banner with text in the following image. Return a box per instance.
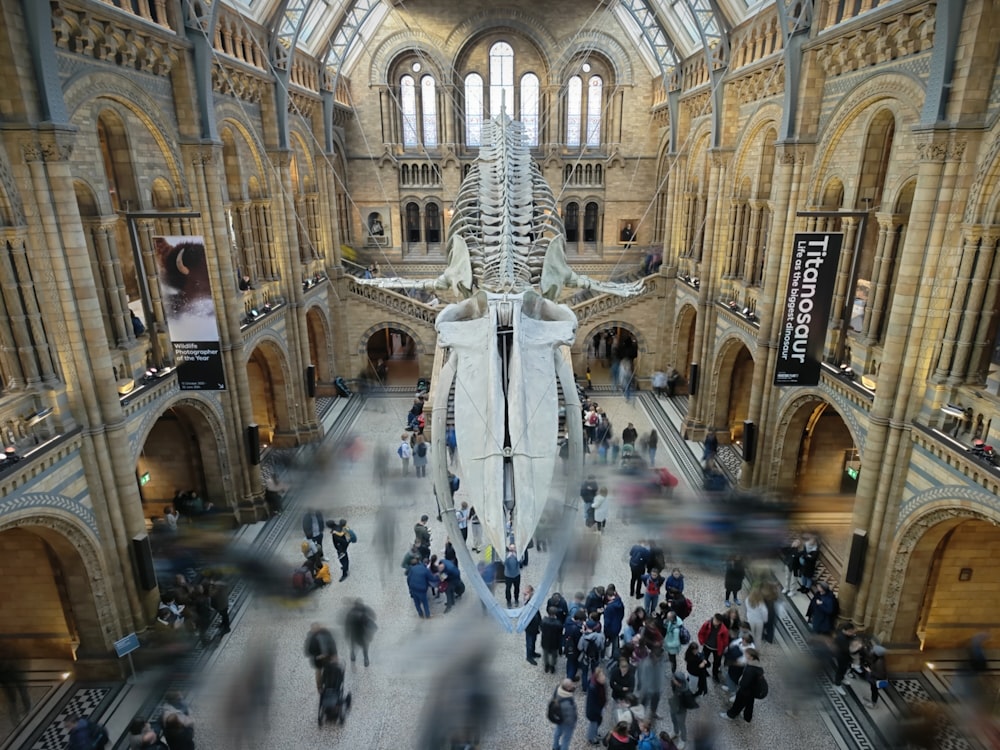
[774,232,844,387]
[153,235,226,390]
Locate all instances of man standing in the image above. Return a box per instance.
[629,541,651,599]
[343,599,377,667]
[414,515,432,560]
[551,679,578,750]
[397,433,412,475]
[603,584,625,659]
[524,585,542,664]
[503,544,522,606]
[302,509,324,553]
[580,475,599,526]
[456,501,470,542]
[541,606,564,674]
[304,623,337,691]
[622,422,638,447]
[329,519,355,581]
[406,559,436,619]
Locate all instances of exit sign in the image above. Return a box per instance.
[139,472,150,485]
[845,467,859,480]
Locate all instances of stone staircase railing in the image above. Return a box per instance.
[345,276,439,326]
[571,275,659,325]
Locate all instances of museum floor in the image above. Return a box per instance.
[2,393,984,750]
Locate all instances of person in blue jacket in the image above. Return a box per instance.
[665,568,685,594]
[603,584,626,659]
[407,560,437,619]
[436,558,465,613]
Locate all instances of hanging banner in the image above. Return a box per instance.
[153,235,226,390]
[774,232,844,387]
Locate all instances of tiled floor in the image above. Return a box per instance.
[182,395,844,749]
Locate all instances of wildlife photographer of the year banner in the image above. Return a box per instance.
[153,235,227,391]
[774,232,844,387]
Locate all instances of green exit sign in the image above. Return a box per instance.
[139,472,150,485]
[845,467,859,480]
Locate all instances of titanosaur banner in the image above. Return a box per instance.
[774,232,844,387]
[153,235,227,391]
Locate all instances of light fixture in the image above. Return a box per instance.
[926,662,935,670]
[412,61,421,72]
[61,672,71,680]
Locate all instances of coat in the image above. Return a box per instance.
[663,617,683,654]
[724,559,746,590]
[406,563,436,596]
[592,492,609,523]
[697,620,730,654]
[807,591,838,635]
[608,662,636,701]
[541,615,564,651]
[585,676,607,722]
[636,652,666,699]
[603,595,625,637]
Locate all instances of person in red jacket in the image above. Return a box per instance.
[697,613,730,683]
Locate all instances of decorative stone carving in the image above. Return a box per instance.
[814,4,936,78]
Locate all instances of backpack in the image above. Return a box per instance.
[416,442,427,458]
[88,722,110,750]
[546,694,563,724]
[347,528,357,544]
[292,566,314,591]
[584,636,601,664]
[646,577,661,595]
[397,444,405,458]
[678,624,691,645]
[754,675,769,700]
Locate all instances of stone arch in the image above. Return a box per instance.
[769,390,864,493]
[444,8,559,77]
[369,30,452,87]
[810,73,923,203]
[578,320,646,363]
[675,304,698,381]
[64,71,187,204]
[131,396,229,512]
[0,145,25,226]
[73,180,101,218]
[730,104,782,184]
[289,129,316,193]
[358,321,428,359]
[0,509,119,659]
[880,502,1000,645]
[246,337,294,446]
[556,31,634,86]
[217,114,268,196]
[965,120,1000,224]
[709,334,756,440]
[150,177,178,210]
[820,177,845,208]
[305,304,334,383]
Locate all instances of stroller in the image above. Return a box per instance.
[334,376,351,397]
[317,660,352,726]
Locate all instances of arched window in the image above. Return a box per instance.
[465,73,484,147]
[586,76,603,147]
[567,76,582,147]
[584,202,599,243]
[406,202,421,243]
[401,75,418,148]
[489,42,514,117]
[426,203,441,244]
[521,73,539,147]
[565,202,579,243]
[421,76,438,148]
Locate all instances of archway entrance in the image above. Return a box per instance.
[713,342,754,445]
[779,398,859,555]
[246,342,292,446]
[306,307,332,392]
[675,306,697,395]
[583,324,640,385]
[136,403,226,525]
[366,327,418,385]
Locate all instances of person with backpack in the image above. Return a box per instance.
[549,679,578,750]
[304,623,337,691]
[397,434,412,475]
[65,715,109,750]
[666,669,696,749]
[663,611,685,672]
[578,619,606,693]
[720,648,765,723]
[563,609,587,681]
[328,519,356,581]
[413,434,429,477]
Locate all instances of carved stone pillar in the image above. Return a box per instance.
[134,220,169,367]
[865,218,901,343]
[6,234,56,383]
[90,221,131,345]
[742,202,764,282]
[829,217,859,342]
[936,227,982,380]
[860,216,892,339]
[0,235,41,385]
[951,229,997,383]
[970,230,1000,380]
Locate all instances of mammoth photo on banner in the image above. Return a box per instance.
[154,235,226,391]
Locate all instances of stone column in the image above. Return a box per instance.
[6,235,57,383]
[969,230,1000,379]
[90,221,131,346]
[935,226,981,380]
[828,216,859,343]
[742,202,764,282]
[236,203,259,281]
[865,219,901,343]
[0,235,41,385]
[850,135,966,626]
[950,228,997,382]
[134,220,170,367]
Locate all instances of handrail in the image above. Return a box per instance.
[345,277,438,325]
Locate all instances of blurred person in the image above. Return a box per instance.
[636,645,667,721]
[664,568,685,594]
[443,537,458,566]
[860,638,888,709]
[0,653,31,718]
[831,621,859,695]
[344,599,377,667]
[541,606,564,674]
[722,632,752,695]
[622,607,647,645]
[219,636,275,748]
[456,501,470,542]
[406,558,436,619]
[798,534,820,592]
[65,714,108,750]
[127,717,160,748]
[605,719,637,749]
[445,425,457,465]
[723,554,746,607]
[162,505,179,532]
[684,643,709,696]
[720,647,764,723]
[806,581,839,635]
[702,428,718,463]
[207,573,230,635]
[415,639,497,750]
[304,623,337,691]
[780,537,802,594]
[697,614,730,684]
[161,710,194,750]
[397,433,412,475]
[413,434,429,477]
[524,585,542,663]
[469,505,483,551]
[667,670,695,749]
[373,503,398,582]
[744,588,768,646]
[641,568,665,615]
[503,543,522,606]
[564,610,587,681]
[761,581,780,643]
[608,656,636,703]
[578,617,607,692]
[646,429,658,466]
[301,508,324,553]
[663,611,684,673]
[585,664,609,744]
[551,679,578,750]
[329,518,355,581]
[581,475,599,526]
[720,608,742,643]
[592,486,610,532]
[629,542,651,599]
[604,585,626,659]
